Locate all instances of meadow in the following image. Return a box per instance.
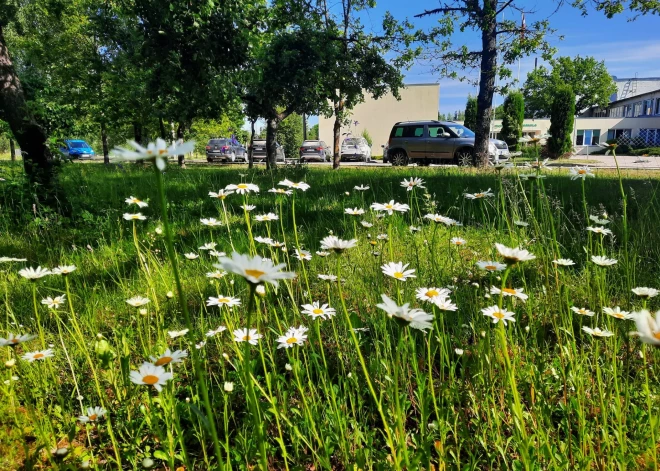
[1,157,660,470]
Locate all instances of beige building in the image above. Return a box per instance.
[318,83,439,155]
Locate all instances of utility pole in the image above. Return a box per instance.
[302,113,307,140]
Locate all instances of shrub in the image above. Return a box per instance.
[464,95,478,131]
[361,129,373,147]
[500,91,525,151]
[548,85,575,158]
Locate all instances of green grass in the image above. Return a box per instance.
[1,161,660,469]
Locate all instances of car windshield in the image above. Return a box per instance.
[210,139,230,146]
[69,141,90,148]
[303,141,320,146]
[253,140,266,145]
[445,124,475,138]
[343,138,364,145]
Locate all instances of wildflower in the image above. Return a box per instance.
[520,174,546,180]
[51,265,76,276]
[416,287,451,302]
[582,326,613,337]
[401,177,425,191]
[166,291,174,299]
[361,221,373,228]
[150,349,188,366]
[514,220,529,227]
[450,237,466,246]
[376,294,434,332]
[241,204,256,212]
[433,296,458,311]
[632,287,659,299]
[277,326,309,349]
[589,215,610,225]
[5,359,15,367]
[254,236,274,245]
[206,270,227,279]
[184,253,199,260]
[591,255,617,267]
[371,200,410,215]
[279,179,310,191]
[19,266,51,280]
[206,296,241,307]
[571,307,595,317]
[293,249,312,261]
[630,310,660,345]
[255,213,279,222]
[424,214,461,226]
[569,166,595,180]
[409,225,421,232]
[381,261,416,281]
[269,240,286,249]
[552,259,575,266]
[0,257,27,263]
[476,261,507,272]
[206,326,227,337]
[316,251,331,257]
[0,333,36,347]
[318,274,338,282]
[490,286,528,301]
[301,302,336,320]
[209,189,234,199]
[199,242,217,251]
[530,158,549,169]
[345,207,365,216]
[494,243,536,265]
[224,382,234,392]
[233,328,262,345]
[168,329,189,339]
[78,407,107,423]
[196,341,206,349]
[41,295,66,310]
[320,236,358,253]
[464,189,494,199]
[377,234,388,241]
[587,226,613,236]
[130,362,173,391]
[603,306,633,320]
[22,349,55,362]
[123,213,147,221]
[455,348,464,355]
[155,227,163,235]
[125,196,148,208]
[200,218,222,227]
[216,252,295,287]
[225,183,259,194]
[354,184,370,191]
[285,363,293,371]
[111,138,194,170]
[268,188,293,196]
[126,296,150,307]
[481,306,516,325]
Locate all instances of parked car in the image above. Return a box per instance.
[250,140,285,162]
[340,137,372,162]
[299,140,331,162]
[205,138,246,162]
[60,140,95,160]
[386,120,510,166]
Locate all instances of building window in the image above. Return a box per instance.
[576,129,601,146]
[606,129,632,141]
[644,100,654,116]
[633,102,643,117]
[655,98,660,115]
[609,106,623,118]
[623,105,633,117]
[639,129,660,146]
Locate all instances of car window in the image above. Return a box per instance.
[343,138,360,145]
[210,139,230,146]
[445,124,475,138]
[303,141,320,146]
[69,141,90,148]
[395,126,425,138]
[428,125,451,138]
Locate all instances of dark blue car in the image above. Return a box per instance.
[60,140,95,160]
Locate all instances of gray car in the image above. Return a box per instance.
[250,140,285,162]
[386,120,509,166]
[299,140,330,162]
[206,138,246,163]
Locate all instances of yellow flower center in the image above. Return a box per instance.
[218,298,230,303]
[485,265,497,271]
[502,288,517,295]
[393,272,405,279]
[245,269,265,279]
[155,356,172,366]
[142,375,159,385]
[426,290,439,297]
[475,193,484,198]
[34,353,44,359]
[237,184,248,189]
[386,204,393,209]
[10,338,19,344]
[493,311,505,319]
[370,241,377,246]
[242,335,251,341]
[578,309,587,314]
[88,414,98,421]
[158,149,168,155]
[653,331,660,340]
[578,170,586,174]
[454,241,464,245]
[312,308,324,315]
[286,337,298,344]
[613,313,624,319]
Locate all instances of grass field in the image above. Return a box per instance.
[1,160,660,470]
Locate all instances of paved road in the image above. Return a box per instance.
[567,155,660,170]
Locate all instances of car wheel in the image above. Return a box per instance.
[391,151,408,167]
[207,158,212,163]
[455,149,474,167]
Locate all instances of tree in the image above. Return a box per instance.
[523,56,616,118]
[277,113,303,161]
[500,91,525,150]
[571,0,660,17]
[416,2,554,166]
[464,95,478,131]
[308,124,319,140]
[548,85,575,158]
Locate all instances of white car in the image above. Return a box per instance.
[340,137,372,162]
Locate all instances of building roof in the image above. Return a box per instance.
[608,87,660,106]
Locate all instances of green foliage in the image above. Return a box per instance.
[277,113,304,160]
[571,0,660,17]
[523,56,616,118]
[361,129,373,147]
[187,117,247,154]
[464,95,478,131]
[548,85,575,157]
[500,91,525,151]
[308,124,319,140]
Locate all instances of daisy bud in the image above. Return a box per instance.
[285,363,292,371]
[186,397,190,403]
[96,333,103,339]
[480,330,486,338]
[471,282,479,287]
[224,382,234,392]
[76,395,83,401]
[5,359,15,368]
[222,353,229,361]
[347,372,352,378]
[345,192,350,196]
[166,291,174,299]
[53,447,69,459]
[142,458,155,469]
[139,308,147,315]
[230,280,235,285]
[525,326,530,332]
[81,461,91,469]
[155,227,163,235]
[455,348,464,355]
[256,285,266,297]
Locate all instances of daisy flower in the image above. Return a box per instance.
[200,218,222,227]
[51,265,77,275]
[591,255,617,267]
[571,307,595,317]
[254,236,274,245]
[206,326,227,337]
[514,220,529,227]
[125,196,148,208]
[401,177,425,191]
[354,184,370,191]
[450,237,467,246]
[490,286,528,301]
[269,240,286,249]
[150,349,188,366]
[476,261,507,272]
[268,188,293,196]
[224,382,234,392]
[19,266,51,280]
[424,214,461,226]
[279,179,310,191]
[78,406,107,423]
[481,306,516,325]
[464,189,494,199]
[316,251,331,257]
[582,326,613,337]
[41,295,66,310]
[293,249,312,261]
[632,287,659,299]
[111,138,194,170]
[630,310,660,345]
[301,302,336,320]
[209,189,233,199]
[552,259,575,266]
[377,234,388,241]
[360,221,373,228]
[168,329,189,339]
[225,183,259,194]
[216,252,295,286]
[494,243,536,265]
[0,257,27,263]
[241,204,256,212]
[209,250,226,257]
[130,362,173,391]
[277,326,309,349]
[199,242,217,251]
[233,328,262,345]
[371,200,410,215]
[381,261,416,281]
[433,296,458,311]
[589,215,610,225]
[345,207,365,216]
[416,287,451,302]
[206,296,241,307]
[123,213,147,221]
[255,213,279,222]
[587,226,613,236]
[0,333,36,347]
[569,166,595,180]
[603,306,633,320]
[409,225,421,232]
[320,236,358,253]
[184,253,199,260]
[376,294,434,332]
[206,270,227,279]
[126,296,150,307]
[22,349,55,362]
[317,274,338,282]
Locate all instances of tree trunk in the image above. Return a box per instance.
[473,1,497,167]
[0,25,52,185]
[9,138,15,161]
[176,123,185,167]
[248,119,255,170]
[302,113,307,140]
[132,121,142,145]
[265,118,278,169]
[332,101,342,169]
[159,117,167,139]
[101,120,109,164]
